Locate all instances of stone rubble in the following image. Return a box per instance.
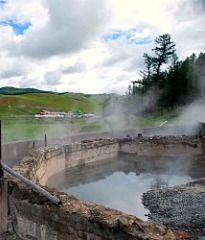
[143,178,205,238]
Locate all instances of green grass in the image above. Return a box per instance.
[0,92,110,116]
[89,94,110,113]
[80,122,104,132]
[0,90,113,141]
[0,88,183,142]
[9,93,91,111]
[0,86,53,95]
[79,119,116,133]
[0,110,181,142]
[60,92,91,103]
[1,117,87,142]
[136,109,181,127]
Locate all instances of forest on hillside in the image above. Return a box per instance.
[127,34,205,113]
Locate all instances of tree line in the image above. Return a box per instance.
[128,34,205,112]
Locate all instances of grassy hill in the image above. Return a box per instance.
[0,87,117,141]
[0,87,112,116]
[0,86,53,95]
[0,87,181,142]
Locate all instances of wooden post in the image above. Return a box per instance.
[45,134,47,147]
[0,178,8,234]
[0,119,8,234]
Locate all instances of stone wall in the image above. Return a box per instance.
[119,136,202,157]
[2,125,200,168]
[2,140,37,167]
[35,138,119,186]
[1,132,117,168]
[3,135,204,240]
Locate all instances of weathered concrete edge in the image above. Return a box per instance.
[5,136,200,239]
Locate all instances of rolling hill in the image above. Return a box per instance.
[0,87,112,116]
[0,86,53,95]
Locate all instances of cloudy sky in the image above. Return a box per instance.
[0,0,204,94]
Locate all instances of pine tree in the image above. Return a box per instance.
[152,34,176,78]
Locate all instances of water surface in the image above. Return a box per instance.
[47,156,195,220]
[61,171,192,220]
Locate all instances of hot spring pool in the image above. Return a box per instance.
[47,156,197,220]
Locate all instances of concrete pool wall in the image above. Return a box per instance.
[2,135,204,239]
[33,138,119,186]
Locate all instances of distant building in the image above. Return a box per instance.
[34,110,95,119]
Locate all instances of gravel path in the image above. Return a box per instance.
[143,178,205,237]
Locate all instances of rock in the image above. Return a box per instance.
[143,180,205,237]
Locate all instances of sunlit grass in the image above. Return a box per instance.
[0,107,183,142]
[1,117,87,142]
[0,92,108,116]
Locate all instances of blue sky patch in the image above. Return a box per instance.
[0,1,6,4]
[102,28,152,45]
[98,75,108,79]
[0,20,31,35]
[129,36,152,45]
[103,30,125,41]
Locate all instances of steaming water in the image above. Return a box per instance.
[47,157,195,220]
[61,172,192,220]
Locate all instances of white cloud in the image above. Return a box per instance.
[18,0,111,58]
[0,0,48,27]
[63,59,86,74]
[44,70,62,86]
[0,0,204,94]
[0,25,16,51]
